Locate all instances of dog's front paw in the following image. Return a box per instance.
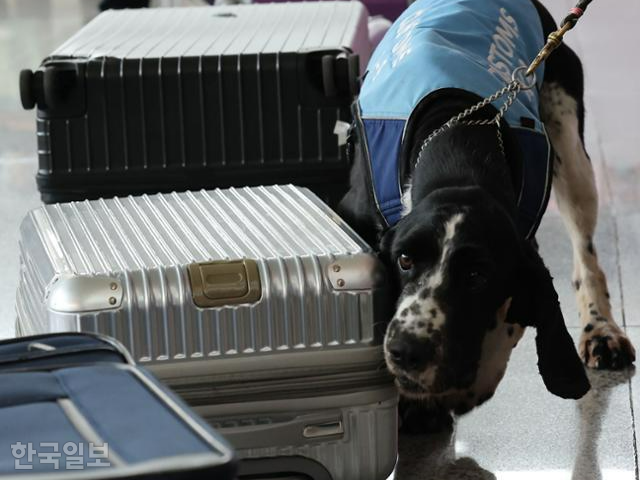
[580,323,635,370]
[398,399,453,434]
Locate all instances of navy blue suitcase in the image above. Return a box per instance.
[0,333,237,479]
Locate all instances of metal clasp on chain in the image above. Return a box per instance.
[512,65,537,90]
[415,68,537,167]
[414,0,592,169]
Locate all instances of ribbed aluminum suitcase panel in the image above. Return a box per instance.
[17,185,386,365]
[205,385,398,480]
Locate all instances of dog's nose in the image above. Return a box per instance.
[387,337,434,371]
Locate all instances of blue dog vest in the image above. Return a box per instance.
[357,0,552,239]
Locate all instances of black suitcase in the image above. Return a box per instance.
[19,2,370,205]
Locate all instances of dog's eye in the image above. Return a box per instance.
[465,270,488,290]
[398,254,414,271]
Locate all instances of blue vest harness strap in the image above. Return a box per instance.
[357,0,553,239]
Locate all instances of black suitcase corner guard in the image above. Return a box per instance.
[20,60,86,117]
[321,52,361,99]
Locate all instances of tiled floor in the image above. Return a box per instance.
[1,0,639,478]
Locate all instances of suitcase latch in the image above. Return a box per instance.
[188,260,261,308]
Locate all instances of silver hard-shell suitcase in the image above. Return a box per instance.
[16,185,397,480]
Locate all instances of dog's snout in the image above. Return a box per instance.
[387,336,435,371]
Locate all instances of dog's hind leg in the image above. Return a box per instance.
[540,46,635,370]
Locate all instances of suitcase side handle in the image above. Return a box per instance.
[215,413,344,450]
[188,259,262,308]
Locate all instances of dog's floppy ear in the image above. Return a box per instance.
[507,241,590,399]
[377,226,395,260]
[377,226,401,298]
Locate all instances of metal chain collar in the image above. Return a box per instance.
[415,66,536,169]
[413,0,593,169]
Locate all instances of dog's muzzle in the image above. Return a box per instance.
[396,375,428,394]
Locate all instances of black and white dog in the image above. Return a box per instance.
[339,0,635,428]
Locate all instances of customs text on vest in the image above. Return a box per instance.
[357,0,552,238]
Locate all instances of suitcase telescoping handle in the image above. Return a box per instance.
[188,259,262,308]
[219,414,344,450]
[218,414,339,479]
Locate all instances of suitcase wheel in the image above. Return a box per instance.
[19,69,36,110]
[321,53,361,99]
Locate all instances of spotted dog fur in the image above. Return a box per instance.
[382,199,536,417]
[384,213,526,412]
[338,0,632,431]
[394,213,464,333]
[540,83,635,370]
